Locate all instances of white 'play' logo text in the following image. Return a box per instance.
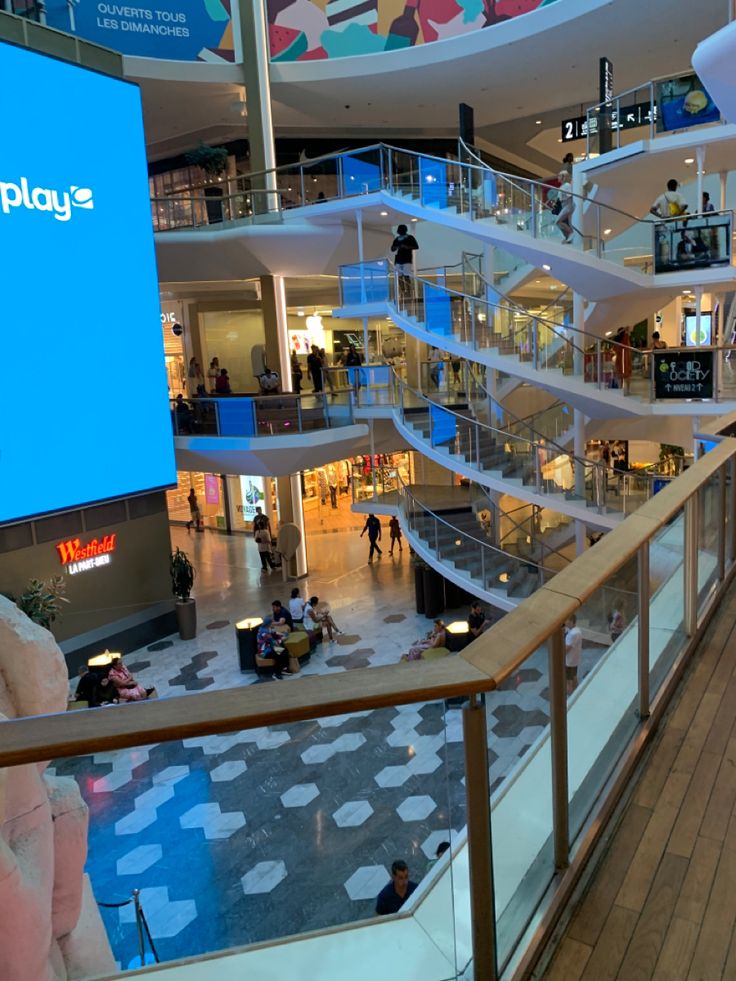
[0,178,94,222]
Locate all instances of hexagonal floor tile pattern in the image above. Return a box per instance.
[241,860,287,895]
[210,760,247,782]
[344,865,388,901]
[301,744,336,764]
[180,803,245,839]
[332,733,366,752]
[116,844,163,876]
[152,766,190,787]
[489,704,549,738]
[333,800,373,827]
[374,765,411,788]
[396,795,437,822]
[421,830,459,860]
[280,783,320,808]
[119,886,196,939]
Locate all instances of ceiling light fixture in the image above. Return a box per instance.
[535,119,542,125]
[410,217,418,222]
[380,211,388,216]
[684,157,694,164]
[604,228,612,235]
[542,264,551,271]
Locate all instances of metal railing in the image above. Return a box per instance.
[4,429,735,981]
[150,140,736,276]
[169,392,352,437]
[341,258,736,404]
[584,68,726,156]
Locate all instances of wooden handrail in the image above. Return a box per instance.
[1,440,734,768]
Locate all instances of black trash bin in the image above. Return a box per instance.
[414,562,426,614]
[235,617,262,672]
[423,566,445,619]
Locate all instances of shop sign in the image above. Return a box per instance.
[656,73,720,133]
[654,351,713,400]
[43,2,234,63]
[237,477,265,521]
[204,474,220,505]
[55,533,117,575]
[561,103,655,143]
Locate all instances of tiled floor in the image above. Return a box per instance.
[58,524,605,970]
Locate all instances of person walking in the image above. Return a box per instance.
[187,357,204,397]
[360,513,383,562]
[307,344,323,393]
[388,515,403,554]
[375,861,417,915]
[613,326,632,394]
[291,350,303,394]
[186,488,202,532]
[207,357,220,393]
[327,466,339,509]
[391,223,419,303]
[255,526,275,572]
[555,172,575,243]
[649,179,688,221]
[564,614,582,694]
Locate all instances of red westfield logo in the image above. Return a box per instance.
[56,534,117,565]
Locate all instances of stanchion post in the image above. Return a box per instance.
[549,627,569,870]
[462,694,497,981]
[684,494,699,637]
[638,542,650,719]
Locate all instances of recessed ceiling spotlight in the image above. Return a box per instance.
[410,217,418,222]
[604,228,612,235]
[684,157,695,164]
[380,211,388,216]
[557,138,563,143]
[535,119,542,125]
[605,330,613,337]
[542,264,551,271]
[297,310,305,317]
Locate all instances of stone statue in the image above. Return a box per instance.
[0,595,115,981]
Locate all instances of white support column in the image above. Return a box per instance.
[720,171,728,211]
[277,474,308,578]
[574,408,587,555]
[696,146,706,213]
[573,292,585,376]
[238,0,278,208]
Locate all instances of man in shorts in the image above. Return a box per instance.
[565,613,583,694]
[391,224,419,302]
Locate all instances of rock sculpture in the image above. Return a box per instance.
[0,595,115,981]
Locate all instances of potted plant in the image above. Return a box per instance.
[184,143,229,177]
[7,576,69,630]
[170,547,196,639]
[185,143,229,224]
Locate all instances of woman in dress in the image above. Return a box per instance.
[403,620,447,661]
[108,657,153,701]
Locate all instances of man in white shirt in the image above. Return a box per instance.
[650,179,688,220]
[565,614,583,694]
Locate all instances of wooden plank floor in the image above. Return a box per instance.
[542,581,736,981]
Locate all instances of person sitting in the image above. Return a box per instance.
[74,666,117,708]
[108,657,154,702]
[215,368,232,394]
[259,369,280,395]
[403,620,447,661]
[174,394,194,434]
[304,595,340,642]
[270,600,293,634]
[256,624,292,680]
[468,601,491,639]
[303,597,325,647]
[289,587,305,624]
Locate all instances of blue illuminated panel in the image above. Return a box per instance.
[0,42,175,524]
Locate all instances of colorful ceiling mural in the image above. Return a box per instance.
[268,0,560,62]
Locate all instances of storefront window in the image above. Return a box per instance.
[167,471,227,531]
[201,310,266,393]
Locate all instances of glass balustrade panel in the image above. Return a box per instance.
[487,640,554,969]
[697,472,722,613]
[567,556,640,840]
[648,506,687,697]
[35,695,466,976]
